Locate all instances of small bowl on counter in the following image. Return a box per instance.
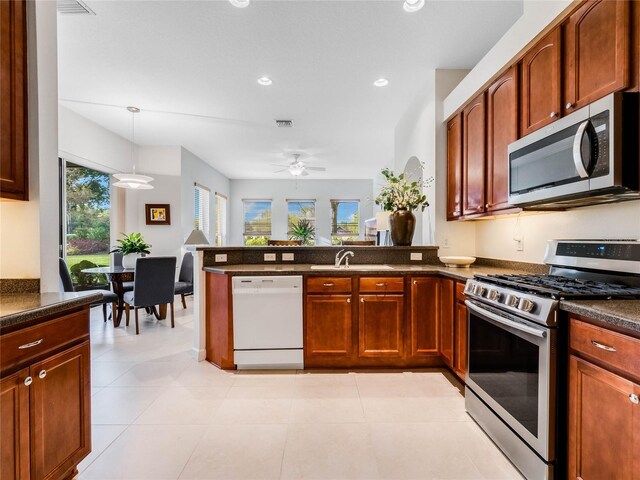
[439,256,477,268]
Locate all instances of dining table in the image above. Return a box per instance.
[81,266,167,327]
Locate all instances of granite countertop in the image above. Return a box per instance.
[203,263,536,283]
[0,291,103,331]
[560,299,640,334]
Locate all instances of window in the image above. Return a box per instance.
[330,200,360,245]
[287,200,316,245]
[215,193,227,247]
[194,183,211,241]
[243,200,272,245]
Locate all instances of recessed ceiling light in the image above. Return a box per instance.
[229,0,250,8]
[403,0,425,13]
[374,78,389,87]
[257,76,273,86]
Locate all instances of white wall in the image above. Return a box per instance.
[228,179,374,246]
[180,147,230,245]
[0,0,58,290]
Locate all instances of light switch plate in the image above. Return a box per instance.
[215,254,227,262]
[282,253,294,261]
[410,252,423,261]
[264,253,276,262]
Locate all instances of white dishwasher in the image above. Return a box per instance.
[232,275,303,369]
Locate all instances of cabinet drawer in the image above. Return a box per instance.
[359,277,404,293]
[570,317,640,380]
[455,281,467,302]
[0,309,90,373]
[307,277,352,294]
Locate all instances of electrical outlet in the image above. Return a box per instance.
[410,252,423,261]
[214,254,227,262]
[264,253,276,262]
[514,236,524,251]
[282,253,294,261]
[442,237,450,248]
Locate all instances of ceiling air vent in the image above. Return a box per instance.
[57,0,96,15]
[275,120,294,128]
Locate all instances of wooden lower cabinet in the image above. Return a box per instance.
[358,294,404,358]
[568,354,640,479]
[304,294,353,367]
[0,368,30,480]
[438,278,455,368]
[409,277,439,358]
[453,301,468,380]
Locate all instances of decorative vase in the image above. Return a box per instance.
[389,209,416,246]
[122,253,141,269]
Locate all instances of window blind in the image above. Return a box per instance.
[330,200,360,236]
[215,193,227,246]
[194,184,210,238]
[243,200,272,236]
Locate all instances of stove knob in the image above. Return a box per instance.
[505,294,520,308]
[487,289,500,301]
[472,284,486,296]
[464,282,475,294]
[519,298,536,313]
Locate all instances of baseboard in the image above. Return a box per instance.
[191,347,206,362]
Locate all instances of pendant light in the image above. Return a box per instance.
[113,106,154,190]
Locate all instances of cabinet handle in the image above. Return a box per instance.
[375,283,386,287]
[360,298,365,303]
[346,298,351,303]
[630,394,639,405]
[413,281,418,285]
[566,102,573,110]
[549,112,558,118]
[24,376,33,386]
[38,370,47,379]
[18,339,43,349]
[591,340,616,352]
[323,283,335,287]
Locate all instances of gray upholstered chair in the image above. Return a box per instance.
[59,258,118,323]
[112,252,134,293]
[123,256,177,334]
[174,252,193,309]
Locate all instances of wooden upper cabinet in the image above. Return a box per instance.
[358,294,404,358]
[305,294,353,365]
[521,28,562,135]
[487,66,518,212]
[0,368,30,480]
[446,114,463,220]
[29,341,91,480]
[409,277,439,357]
[568,355,640,480]
[0,0,28,201]
[564,0,630,113]
[438,278,455,368]
[462,93,486,216]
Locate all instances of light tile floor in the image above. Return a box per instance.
[78,301,524,480]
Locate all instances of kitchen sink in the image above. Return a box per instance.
[310,264,395,271]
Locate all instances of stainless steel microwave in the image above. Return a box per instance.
[507,93,639,210]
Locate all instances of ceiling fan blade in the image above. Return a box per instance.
[270,163,292,168]
[273,169,289,173]
[305,167,326,171]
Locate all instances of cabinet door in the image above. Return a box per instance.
[359,295,404,358]
[487,66,518,212]
[30,341,91,480]
[305,294,353,365]
[453,301,468,380]
[0,0,28,201]
[462,93,486,216]
[409,278,439,357]
[568,355,640,480]
[438,279,454,368]
[564,0,630,113]
[521,28,562,135]
[1,368,30,480]
[446,114,463,220]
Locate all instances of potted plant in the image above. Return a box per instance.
[288,218,316,245]
[375,168,429,246]
[110,232,151,269]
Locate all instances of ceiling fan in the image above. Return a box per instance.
[271,153,326,177]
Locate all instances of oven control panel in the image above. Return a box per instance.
[463,280,557,326]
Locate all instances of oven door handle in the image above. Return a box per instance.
[572,120,591,179]
[465,300,547,338]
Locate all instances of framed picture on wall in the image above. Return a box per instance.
[145,204,171,225]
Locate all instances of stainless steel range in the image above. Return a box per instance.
[463,240,640,480]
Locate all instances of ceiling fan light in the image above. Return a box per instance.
[229,0,250,8]
[289,165,305,176]
[113,173,154,190]
[403,0,425,13]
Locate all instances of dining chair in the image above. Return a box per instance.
[341,240,376,245]
[174,252,193,309]
[59,258,118,322]
[123,256,177,335]
[267,240,302,246]
[112,252,134,293]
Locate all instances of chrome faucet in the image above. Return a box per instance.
[335,249,355,268]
